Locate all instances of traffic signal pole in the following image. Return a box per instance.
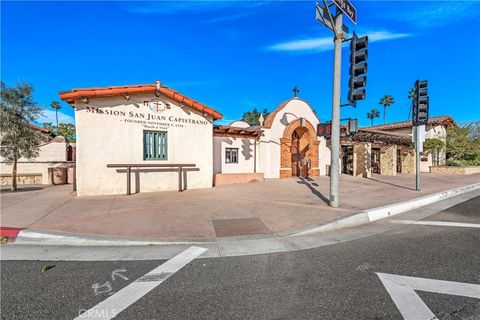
[329,7,343,208]
[412,79,428,192]
[414,126,421,191]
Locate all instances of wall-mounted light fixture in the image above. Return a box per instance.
[124,93,130,100]
[300,117,305,127]
[81,97,89,104]
[179,102,184,108]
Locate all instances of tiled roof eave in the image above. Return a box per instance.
[58,84,223,120]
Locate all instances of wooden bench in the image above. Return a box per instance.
[106,163,196,195]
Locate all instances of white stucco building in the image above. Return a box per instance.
[58,81,453,196]
[0,125,74,185]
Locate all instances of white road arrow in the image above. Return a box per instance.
[111,269,129,282]
[377,272,480,320]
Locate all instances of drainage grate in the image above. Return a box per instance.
[212,217,271,237]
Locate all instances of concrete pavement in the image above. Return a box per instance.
[1,173,479,242]
[2,195,479,319]
[3,188,479,260]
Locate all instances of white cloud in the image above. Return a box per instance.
[267,37,332,53]
[39,109,75,125]
[266,30,412,53]
[388,1,479,28]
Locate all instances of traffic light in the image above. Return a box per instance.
[412,80,429,126]
[348,32,368,104]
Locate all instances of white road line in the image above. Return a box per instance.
[377,273,480,320]
[74,246,207,320]
[391,220,480,229]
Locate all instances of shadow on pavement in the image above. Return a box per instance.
[365,177,416,191]
[0,187,45,194]
[297,177,329,205]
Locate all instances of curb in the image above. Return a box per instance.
[286,182,480,237]
[14,229,215,246]
[11,182,480,246]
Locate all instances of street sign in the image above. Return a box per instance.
[317,123,332,137]
[411,125,425,152]
[316,3,349,38]
[347,119,358,134]
[332,0,357,24]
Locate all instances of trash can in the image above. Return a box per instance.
[49,167,67,185]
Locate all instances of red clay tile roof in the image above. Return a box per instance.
[263,97,310,128]
[59,83,223,120]
[362,115,455,131]
[351,128,412,145]
[27,123,55,137]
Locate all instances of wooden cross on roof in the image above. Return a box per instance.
[293,86,300,97]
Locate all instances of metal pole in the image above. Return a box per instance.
[329,8,343,208]
[415,126,421,191]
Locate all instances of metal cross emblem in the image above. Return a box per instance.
[293,86,300,97]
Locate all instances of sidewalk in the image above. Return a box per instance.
[1,173,479,241]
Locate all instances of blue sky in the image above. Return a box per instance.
[1,1,479,127]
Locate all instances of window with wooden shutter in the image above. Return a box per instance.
[143,131,168,160]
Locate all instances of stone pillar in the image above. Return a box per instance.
[380,145,397,176]
[401,148,416,174]
[353,142,371,178]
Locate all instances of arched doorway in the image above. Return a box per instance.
[291,127,310,177]
[280,119,319,178]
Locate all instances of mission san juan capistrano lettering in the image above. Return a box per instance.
[85,106,209,125]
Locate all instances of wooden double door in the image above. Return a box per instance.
[291,130,310,177]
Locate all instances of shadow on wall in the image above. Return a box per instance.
[242,139,253,160]
[280,112,299,127]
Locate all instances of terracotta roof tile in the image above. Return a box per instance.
[362,115,455,131]
[27,123,55,136]
[352,128,411,146]
[58,83,223,120]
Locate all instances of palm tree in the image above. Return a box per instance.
[367,108,380,126]
[378,95,395,124]
[50,101,62,128]
[407,87,415,120]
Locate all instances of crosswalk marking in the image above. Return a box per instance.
[391,220,480,229]
[377,273,480,320]
[74,246,207,320]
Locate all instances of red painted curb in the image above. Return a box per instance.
[0,227,25,243]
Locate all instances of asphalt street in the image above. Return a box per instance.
[1,195,479,320]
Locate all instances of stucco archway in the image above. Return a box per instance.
[279,118,320,178]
